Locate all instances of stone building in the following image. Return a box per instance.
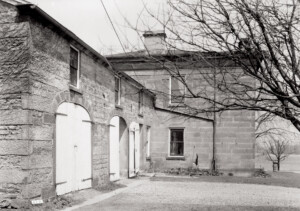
[0,0,255,208]
[107,31,256,173]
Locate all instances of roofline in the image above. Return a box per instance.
[16,4,112,68]
[14,3,155,98]
[154,107,214,122]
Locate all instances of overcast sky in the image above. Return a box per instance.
[27,0,166,55]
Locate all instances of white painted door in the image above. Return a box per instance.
[56,103,92,195]
[109,116,120,181]
[129,122,140,178]
[76,105,92,190]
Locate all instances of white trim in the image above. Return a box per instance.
[70,45,80,89]
[168,128,185,157]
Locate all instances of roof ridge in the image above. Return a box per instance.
[1,0,32,6]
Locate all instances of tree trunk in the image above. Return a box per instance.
[277,159,280,171]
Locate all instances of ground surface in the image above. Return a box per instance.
[73,175,300,211]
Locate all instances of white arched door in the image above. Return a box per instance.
[109,116,120,181]
[56,103,92,195]
[129,122,140,178]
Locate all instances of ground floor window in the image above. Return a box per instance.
[170,128,184,156]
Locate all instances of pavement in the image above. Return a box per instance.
[63,175,300,211]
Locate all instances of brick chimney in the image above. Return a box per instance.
[143,30,166,54]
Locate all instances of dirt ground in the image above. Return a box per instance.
[74,175,300,211]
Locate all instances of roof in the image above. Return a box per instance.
[1,0,30,5]
[0,0,156,97]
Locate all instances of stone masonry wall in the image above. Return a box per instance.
[0,2,32,206]
[0,4,156,205]
[111,65,256,172]
[151,110,213,170]
[23,15,156,200]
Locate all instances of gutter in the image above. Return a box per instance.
[154,107,213,122]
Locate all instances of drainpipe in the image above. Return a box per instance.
[211,64,217,172]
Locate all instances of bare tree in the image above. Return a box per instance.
[127,0,300,132]
[263,136,291,171]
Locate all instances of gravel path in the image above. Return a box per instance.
[75,180,300,210]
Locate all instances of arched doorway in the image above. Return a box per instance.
[109,116,128,181]
[55,102,92,195]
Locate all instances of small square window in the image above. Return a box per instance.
[170,129,184,156]
[170,76,185,104]
[70,47,80,88]
[115,77,121,105]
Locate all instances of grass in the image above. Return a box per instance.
[151,171,300,189]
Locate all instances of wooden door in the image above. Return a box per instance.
[109,116,120,181]
[129,122,140,177]
[55,103,92,195]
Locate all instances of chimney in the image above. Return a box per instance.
[143,30,167,54]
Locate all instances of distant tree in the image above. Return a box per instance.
[263,136,291,171]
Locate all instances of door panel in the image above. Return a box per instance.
[129,122,140,177]
[128,129,135,178]
[109,116,120,181]
[56,103,92,195]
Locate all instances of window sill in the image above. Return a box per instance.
[166,156,185,161]
[69,85,83,95]
[115,105,123,110]
[146,156,151,161]
[138,113,144,118]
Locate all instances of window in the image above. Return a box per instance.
[146,126,151,158]
[115,76,121,105]
[169,129,184,156]
[138,90,143,114]
[170,76,185,104]
[70,46,80,88]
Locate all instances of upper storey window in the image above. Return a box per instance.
[170,76,185,104]
[70,46,80,88]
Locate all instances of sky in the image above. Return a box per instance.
[27,0,166,55]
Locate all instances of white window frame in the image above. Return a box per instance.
[168,127,185,157]
[146,126,151,158]
[70,45,80,89]
[169,75,186,104]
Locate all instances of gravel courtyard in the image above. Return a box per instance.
[73,178,300,211]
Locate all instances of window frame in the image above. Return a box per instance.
[169,75,186,104]
[146,126,151,158]
[115,76,121,106]
[168,128,185,157]
[69,45,80,89]
[138,90,144,115]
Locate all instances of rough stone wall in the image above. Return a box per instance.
[0,2,32,206]
[0,5,156,204]
[23,15,156,200]
[151,110,213,170]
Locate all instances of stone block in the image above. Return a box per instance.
[0,140,29,155]
[30,125,53,141]
[0,169,27,183]
[0,110,31,125]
